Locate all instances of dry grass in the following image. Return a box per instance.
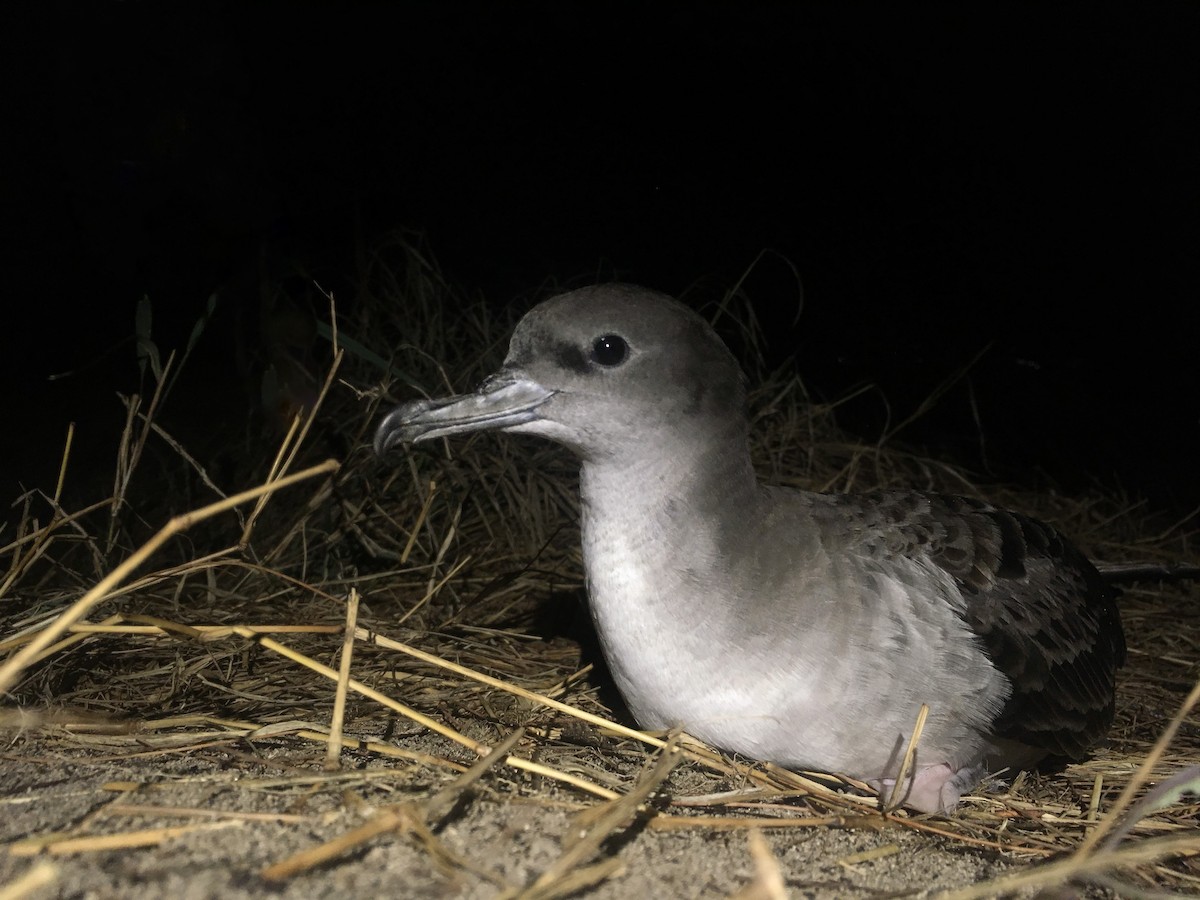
[2,233,1198,897]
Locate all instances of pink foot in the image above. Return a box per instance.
[874,762,985,814]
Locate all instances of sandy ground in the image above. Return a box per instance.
[2,537,1191,899]
[4,729,1119,900]
[0,585,1183,900]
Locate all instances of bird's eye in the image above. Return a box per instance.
[590,334,628,367]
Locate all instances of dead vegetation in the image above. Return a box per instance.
[1,233,1198,898]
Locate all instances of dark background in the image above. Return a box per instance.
[4,2,1198,518]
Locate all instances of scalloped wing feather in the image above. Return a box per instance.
[830,490,1126,761]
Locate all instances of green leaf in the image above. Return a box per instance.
[314,320,424,391]
[135,295,162,380]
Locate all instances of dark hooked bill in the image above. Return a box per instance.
[374,373,555,455]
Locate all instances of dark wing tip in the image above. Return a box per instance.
[858,490,1126,761]
[945,502,1125,760]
